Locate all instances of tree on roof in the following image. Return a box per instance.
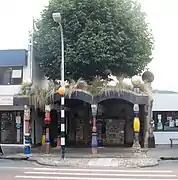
[34,0,154,81]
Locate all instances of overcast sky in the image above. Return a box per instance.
[0,0,177,91]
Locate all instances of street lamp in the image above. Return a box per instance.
[52,13,64,86]
[52,13,61,24]
[52,12,66,159]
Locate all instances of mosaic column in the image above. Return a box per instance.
[91,104,98,154]
[148,100,155,148]
[24,105,31,157]
[144,104,149,148]
[44,105,51,154]
[141,70,155,148]
[132,104,141,151]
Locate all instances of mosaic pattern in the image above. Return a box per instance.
[105,119,125,145]
[75,119,84,143]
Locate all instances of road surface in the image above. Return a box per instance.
[0,159,178,180]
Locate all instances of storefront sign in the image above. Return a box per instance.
[0,96,13,105]
[16,116,21,124]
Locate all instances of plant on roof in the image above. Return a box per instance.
[31,80,58,109]
[65,78,90,97]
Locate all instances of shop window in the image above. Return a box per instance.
[153,111,178,131]
[0,111,23,144]
[0,67,23,85]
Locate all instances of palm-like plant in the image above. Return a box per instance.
[16,74,151,110]
[66,78,89,97]
[31,81,59,110]
[98,75,134,96]
[88,77,105,95]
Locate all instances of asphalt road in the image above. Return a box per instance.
[0,159,39,179]
[0,159,178,180]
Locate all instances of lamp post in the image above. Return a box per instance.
[91,104,98,154]
[52,13,64,87]
[56,87,65,159]
[52,12,65,159]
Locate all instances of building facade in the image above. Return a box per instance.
[153,93,178,145]
[0,48,47,150]
[0,48,156,151]
[51,88,150,149]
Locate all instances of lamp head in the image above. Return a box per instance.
[52,13,61,23]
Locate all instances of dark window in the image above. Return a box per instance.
[0,111,24,144]
[153,111,178,131]
[0,67,23,85]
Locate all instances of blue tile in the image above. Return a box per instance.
[0,49,27,67]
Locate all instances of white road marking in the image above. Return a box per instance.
[24,171,176,177]
[32,167,173,173]
[15,167,177,180]
[15,176,176,180]
[0,166,174,174]
[0,167,31,170]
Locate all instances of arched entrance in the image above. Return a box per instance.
[97,98,134,147]
[95,91,146,147]
[50,90,148,148]
[51,91,92,147]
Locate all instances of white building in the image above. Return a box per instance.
[0,47,47,148]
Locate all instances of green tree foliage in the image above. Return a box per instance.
[34,0,154,81]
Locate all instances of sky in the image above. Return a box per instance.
[0,0,177,91]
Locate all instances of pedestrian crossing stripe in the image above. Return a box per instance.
[15,167,177,180]
[15,176,177,180]
[32,167,173,173]
[24,171,176,177]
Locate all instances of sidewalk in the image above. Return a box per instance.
[0,147,160,168]
[147,146,178,160]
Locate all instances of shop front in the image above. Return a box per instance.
[153,93,178,145]
[0,95,30,154]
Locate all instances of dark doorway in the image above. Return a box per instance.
[50,99,91,148]
[97,99,134,147]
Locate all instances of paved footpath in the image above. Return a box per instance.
[14,167,178,180]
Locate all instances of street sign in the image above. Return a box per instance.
[16,124,21,129]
